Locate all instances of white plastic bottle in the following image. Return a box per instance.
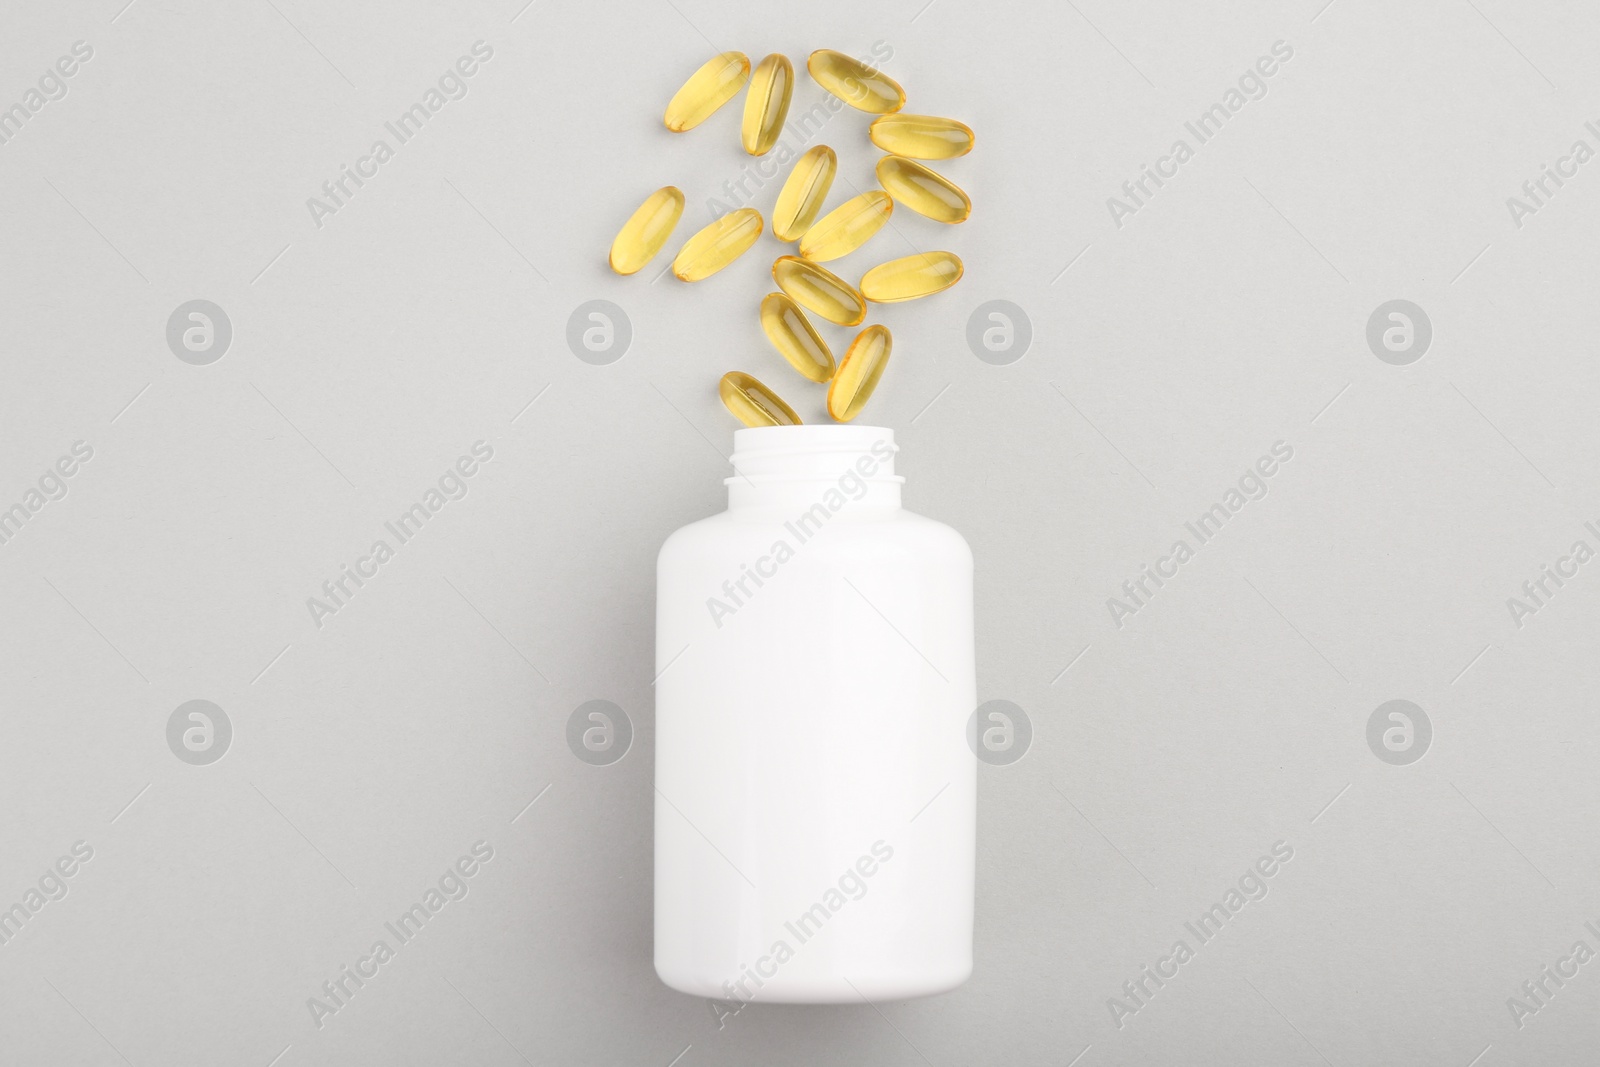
[654,424,976,1003]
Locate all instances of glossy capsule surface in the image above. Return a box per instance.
[759,292,834,382]
[860,251,964,303]
[828,325,892,423]
[673,208,763,281]
[664,52,750,132]
[798,191,892,262]
[806,49,904,114]
[772,255,865,326]
[869,114,974,159]
[720,371,801,427]
[608,186,684,275]
[741,53,793,155]
[876,156,971,223]
[772,146,836,241]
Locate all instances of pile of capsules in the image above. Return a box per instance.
[607,49,973,427]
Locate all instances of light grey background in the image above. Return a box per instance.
[1,0,1596,1063]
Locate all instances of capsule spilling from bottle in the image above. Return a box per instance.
[616,46,977,427]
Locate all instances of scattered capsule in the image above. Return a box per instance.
[876,156,971,224]
[772,255,865,326]
[720,371,801,427]
[673,208,763,281]
[760,293,835,383]
[806,49,904,114]
[798,191,893,263]
[828,325,892,423]
[608,186,685,275]
[860,251,964,303]
[664,52,750,132]
[772,145,837,241]
[869,113,974,159]
[741,53,794,156]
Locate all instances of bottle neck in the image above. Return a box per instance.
[725,425,903,513]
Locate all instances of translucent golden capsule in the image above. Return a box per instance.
[608,186,685,275]
[772,145,836,241]
[869,114,974,159]
[673,208,763,282]
[772,255,865,326]
[828,325,892,423]
[860,252,964,303]
[876,156,971,224]
[806,49,904,114]
[759,292,835,383]
[798,191,892,263]
[664,52,750,132]
[741,54,793,156]
[720,371,801,427]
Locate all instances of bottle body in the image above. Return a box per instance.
[654,426,975,1003]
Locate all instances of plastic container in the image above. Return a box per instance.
[654,424,976,1003]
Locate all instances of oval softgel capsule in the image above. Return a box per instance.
[869,114,974,159]
[760,292,835,383]
[828,325,892,422]
[860,252,964,303]
[742,54,794,155]
[806,49,904,114]
[772,146,837,241]
[876,156,971,223]
[798,191,892,263]
[609,186,685,275]
[719,371,802,426]
[674,208,763,281]
[665,52,751,131]
[773,255,866,326]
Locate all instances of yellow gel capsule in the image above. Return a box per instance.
[759,292,835,383]
[673,208,763,281]
[798,191,893,263]
[860,251,964,303]
[772,145,836,241]
[608,186,685,275]
[664,52,750,132]
[772,255,865,326]
[828,325,892,423]
[876,156,971,223]
[741,54,793,156]
[720,371,801,427]
[869,113,975,159]
[806,49,904,114]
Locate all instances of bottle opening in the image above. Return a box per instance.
[727,425,902,484]
[726,425,903,510]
